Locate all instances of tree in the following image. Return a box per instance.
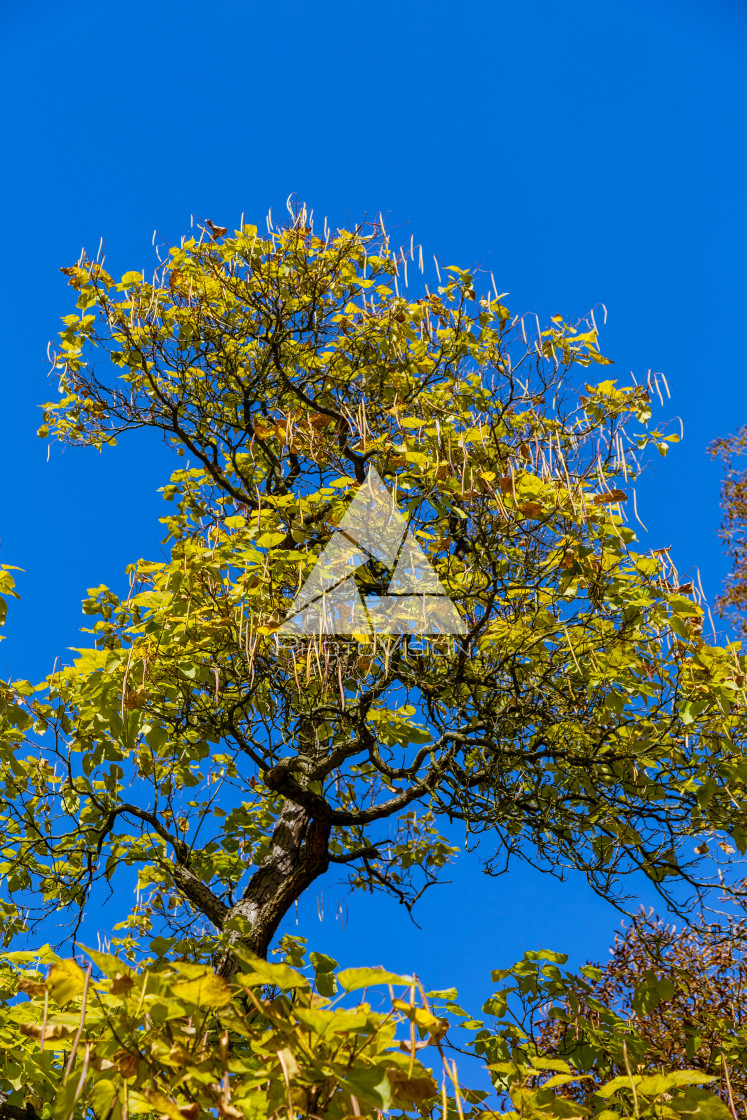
[709,427,747,637]
[535,897,747,1111]
[2,208,746,991]
[0,939,736,1120]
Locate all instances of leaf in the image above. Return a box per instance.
[17,977,47,997]
[524,950,569,964]
[656,977,676,1002]
[310,950,338,973]
[388,1067,439,1104]
[592,489,627,504]
[205,219,228,240]
[671,614,694,641]
[632,976,663,1016]
[637,1071,715,1096]
[543,1073,591,1088]
[88,1080,120,1117]
[670,1087,733,1120]
[669,595,704,617]
[19,1021,75,1040]
[5,945,59,964]
[140,1090,186,1120]
[150,936,177,958]
[483,993,508,1017]
[310,951,338,997]
[232,946,309,992]
[343,1066,392,1109]
[337,966,412,992]
[679,700,707,726]
[79,945,134,980]
[170,969,234,1008]
[596,1075,643,1099]
[46,959,87,1007]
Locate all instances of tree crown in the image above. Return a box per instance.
[0,213,744,974]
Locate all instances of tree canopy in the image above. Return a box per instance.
[710,427,747,637]
[538,897,747,1109]
[0,208,746,1118]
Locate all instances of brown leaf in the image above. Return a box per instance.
[205,219,228,240]
[112,1050,140,1078]
[18,977,46,997]
[19,1021,74,1040]
[398,1038,429,1053]
[388,1068,439,1103]
[111,972,134,996]
[592,489,627,504]
[218,1104,244,1119]
[124,689,147,710]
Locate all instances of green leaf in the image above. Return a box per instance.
[310,951,338,997]
[524,949,569,964]
[343,1066,392,1109]
[670,1087,732,1120]
[483,993,508,1017]
[637,1071,714,1096]
[669,596,703,617]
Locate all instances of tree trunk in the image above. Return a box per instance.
[215,798,331,977]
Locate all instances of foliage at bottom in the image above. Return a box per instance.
[0,942,740,1120]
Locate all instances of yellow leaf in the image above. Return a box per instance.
[47,959,87,1007]
[170,970,233,1008]
[337,966,412,992]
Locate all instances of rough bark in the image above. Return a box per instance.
[0,1103,41,1120]
[215,798,332,977]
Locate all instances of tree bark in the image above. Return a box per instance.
[0,1104,41,1120]
[215,798,331,977]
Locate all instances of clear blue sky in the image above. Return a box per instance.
[1,0,746,1011]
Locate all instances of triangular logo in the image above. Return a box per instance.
[279,468,466,635]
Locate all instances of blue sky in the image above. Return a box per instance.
[1,0,746,1012]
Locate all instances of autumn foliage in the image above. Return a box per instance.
[710,428,747,637]
[0,208,745,1117]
